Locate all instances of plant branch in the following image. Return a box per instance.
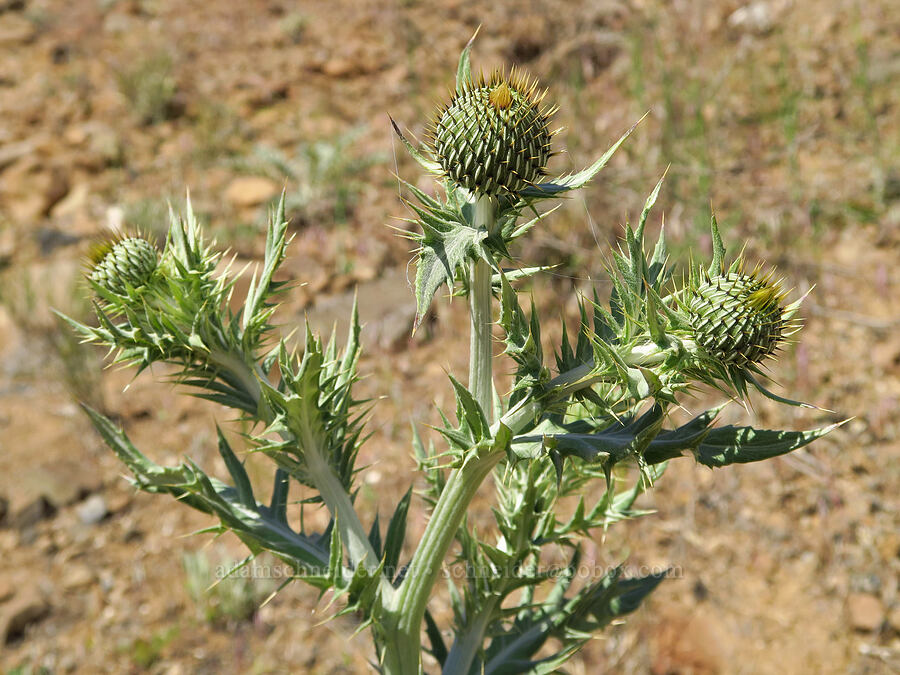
[442,596,500,674]
[211,347,385,584]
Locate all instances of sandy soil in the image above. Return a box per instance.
[1,0,898,673]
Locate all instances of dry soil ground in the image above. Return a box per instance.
[0,0,898,673]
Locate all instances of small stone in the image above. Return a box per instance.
[1,590,50,643]
[50,181,89,219]
[76,494,108,526]
[224,176,279,208]
[62,564,94,590]
[305,269,416,352]
[0,14,35,46]
[321,58,358,78]
[727,2,774,34]
[86,124,123,168]
[847,593,884,632]
[12,495,55,530]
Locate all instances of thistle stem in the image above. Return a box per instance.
[468,194,496,420]
[303,435,379,574]
[385,449,504,675]
[382,194,501,674]
[547,339,698,399]
[210,348,384,581]
[442,597,499,674]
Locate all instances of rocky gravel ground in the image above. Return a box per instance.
[1,0,898,673]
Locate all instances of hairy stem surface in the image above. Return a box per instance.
[383,194,502,674]
[468,194,496,420]
[385,449,504,674]
[213,348,384,580]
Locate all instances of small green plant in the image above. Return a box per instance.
[116,50,178,125]
[183,549,274,626]
[6,663,53,675]
[278,11,308,44]
[1,268,105,410]
[122,626,179,669]
[64,36,843,674]
[233,129,384,225]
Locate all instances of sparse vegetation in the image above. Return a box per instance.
[0,269,105,411]
[1,2,896,673]
[183,549,274,626]
[232,130,384,226]
[115,50,179,125]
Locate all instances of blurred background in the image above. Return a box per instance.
[0,0,897,672]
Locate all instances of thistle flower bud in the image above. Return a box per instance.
[89,236,158,295]
[683,270,789,368]
[431,70,556,195]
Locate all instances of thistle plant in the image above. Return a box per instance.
[63,36,844,675]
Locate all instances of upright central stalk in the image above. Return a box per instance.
[468,194,496,419]
[382,194,501,675]
[385,449,503,674]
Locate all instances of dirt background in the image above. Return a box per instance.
[1,0,898,673]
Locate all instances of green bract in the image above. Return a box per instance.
[89,236,158,295]
[431,70,555,195]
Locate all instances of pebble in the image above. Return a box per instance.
[727,2,774,34]
[62,563,95,591]
[76,494,109,526]
[0,13,35,46]
[847,592,884,632]
[224,176,279,208]
[0,590,50,644]
[12,495,55,530]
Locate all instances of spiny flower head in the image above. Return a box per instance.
[88,235,158,296]
[430,69,558,196]
[680,265,797,370]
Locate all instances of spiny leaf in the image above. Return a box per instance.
[637,168,667,239]
[456,26,480,93]
[708,212,726,276]
[519,114,645,198]
[389,116,441,173]
[413,217,486,331]
[243,192,290,332]
[216,425,256,510]
[448,374,490,442]
[268,468,289,525]
[694,420,848,468]
[384,487,412,581]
